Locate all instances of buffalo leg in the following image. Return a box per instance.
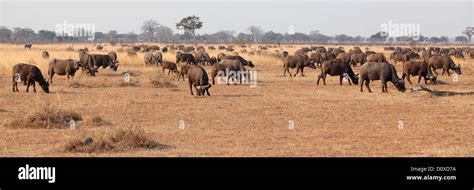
[322,73,327,85]
[360,79,364,92]
[189,81,194,95]
[406,75,412,85]
[417,75,422,84]
[339,75,343,85]
[316,74,322,85]
[365,80,372,93]
[32,82,36,93]
[206,89,210,96]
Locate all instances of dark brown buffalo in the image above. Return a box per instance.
[92,54,119,71]
[79,51,96,76]
[187,65,211,96]
[402,61,437,85]
[309,53,322,67]
[317,59,359,85]
[48,59,81,83]
[282,54,315,77]
[428,55,461,76]
[194,51,211,66]
[42,51,49,60]
[162,61,178,76]
[176,52,196,65]
[154,52,163,65]
[359,62,406,93]
[24,43,32,49]
[12,63,49,93]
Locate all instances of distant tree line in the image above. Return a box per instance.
[0,20,472,47]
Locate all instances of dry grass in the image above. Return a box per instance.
[4,103,82,129]
[0,43,472,157]
[64,126,171,153]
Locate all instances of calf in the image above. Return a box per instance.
[12,63,49,93]
[162,61,178,76]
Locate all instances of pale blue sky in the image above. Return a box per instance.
[0,0,472,37]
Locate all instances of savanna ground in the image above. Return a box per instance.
[0,43,472,157]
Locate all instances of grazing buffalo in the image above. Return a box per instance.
[79,51,97,76]
[350,53,366,67]
[194,51,211,66]
[24,43,32,49]
[317,59,359,85]
[162,61,178,76]
[366,53,387,63]
[42,51,49,60]
[154,52,163,66]
[92,54,119,71]
[12,63,49,93]
[428,55,461,76]
[309,53,322,67]
[283,54,315,77]
[336,53,352,65]
[176,52,197,65]
[187,65,211,96]
[144,52,155,66]
[359,62,405,93]
[161,47,168,53]
[402,61,437,85]
[211,59,246,85]
[48,59,81,83]
[217,55,254,68]
[108,52,119,64]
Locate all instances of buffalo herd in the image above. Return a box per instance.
[12,44,469,95]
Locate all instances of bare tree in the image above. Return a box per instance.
[247,25,263,46]
[141,20,159,42]
[463,26,473,47]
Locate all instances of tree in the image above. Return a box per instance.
[455,36,468,44]
[94,32,106,42]
[0,27,12,42]
[429,37,440,44]
[155,25,173,43]
[38,30,56,42]
[261,31,284,44]
[236,32,251,45]
[176,15,203,47]
[439,36,449,44]
[247,25,263,46]
[368,31,388,43]
[141,20,159,42]
[12,27,36,42]
[463,27,473,47]
[308,31,331,44]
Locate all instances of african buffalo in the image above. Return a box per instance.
[359,62,406,93]
[317,59,359,85]
[48,59,81,83]
[283,54,315,77]
[187,65,211,96]
[428,55,461,76]
[402,61,437,85]
[12,63,49,93]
